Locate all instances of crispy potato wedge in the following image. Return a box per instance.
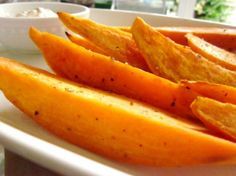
[132,17,236,86]
[1,57,236,166]
[186,33,236,71]
[181,81,236,104]
[65,32,108,55]
[121,26,236,52]
[158,27,236,52]
[191,97,236,141]
[29,27,199,119]
[58,12,149,71]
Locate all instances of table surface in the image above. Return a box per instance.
[0,149,63,176]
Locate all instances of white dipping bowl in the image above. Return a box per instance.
[0,2,89,52]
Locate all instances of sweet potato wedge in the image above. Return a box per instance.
[191,97,236,142]
[181,81,236,104]
[158,27,236,52]
[57,12,149,71]
[1,57,236,166]
[132,17,236,86]
[29,27,198,118]
[186,33,236,71]
[65,32,108,56]
[120,26,236,52]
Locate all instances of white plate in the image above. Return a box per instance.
[1,9,236,176]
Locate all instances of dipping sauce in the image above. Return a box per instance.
[15,7,57,17]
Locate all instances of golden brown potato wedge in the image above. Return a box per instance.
[58,12,149,71]
[132,17,236,86]
[157,27,236,52]
[191,97,236,142]
[181,81,236,105]
[1,57,236,166]
[30,27,200,119]
[120,26,236,52]
[65,32,108,55]
[186,33,236,71]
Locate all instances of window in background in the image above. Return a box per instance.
[112,0,167,14]
[166,0,236,25]
[195,0,236,25]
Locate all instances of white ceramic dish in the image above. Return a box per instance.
[0,2,89,52]
[1,8,236,176]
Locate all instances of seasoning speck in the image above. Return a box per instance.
[65,87,74,93]
[186,86,190,90]
[171,99,176,107]
[196,54,202,59]
[34,111,39,116]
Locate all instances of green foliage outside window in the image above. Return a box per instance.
[195,0,233,22]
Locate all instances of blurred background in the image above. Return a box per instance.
[1,0,236,25]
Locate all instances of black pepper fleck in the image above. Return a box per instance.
[34,111,39,116]
[186,86,191,90]
[196,54,202,59]
[171,99,176,107]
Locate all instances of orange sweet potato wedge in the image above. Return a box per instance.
[1,57,236,166]
[181,81,236,104]
[132,17,236,86]
[57,12,149,71]
[186,33,236,71]
[29,27,199,119]
[191,97,236,142]
[65,32,108,56]
[157,27,236,52]
[121,26,236,52]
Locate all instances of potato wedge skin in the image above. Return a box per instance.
[58,12,149,71]
[186,33,236,71]
[29,27,198,119]
[132,17,236,86]
[1,57,236,166]
[191,97,236,142]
